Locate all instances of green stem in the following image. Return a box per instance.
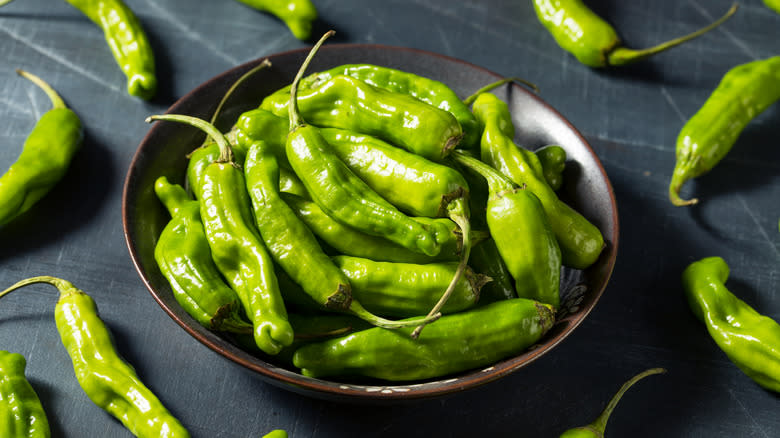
[16,69,66,110]
[411,198,471,339]
[589,368,667,434]
[289,30,335,129]
[451,150,514,193]
[348,301,441,329]
[607,3,738,66]
[0,276,71,301]
[463,77,540,106]
[146,114,235,165]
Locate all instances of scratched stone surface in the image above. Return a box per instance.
[1,0,779,436]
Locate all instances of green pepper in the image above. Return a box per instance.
[292,298,555,381]
[0,351,50,438]
[454,151,561,309]
[469,239,517,303]
[66,0,157,99]
[153,176,251,333]
[669,56,780,206]
[0,70,83,227]
[147,115,294,355]
[559,368,666,437]
[535,145,567,191]
[262,430,289,438]
[230,108,290,169]
[234,0,317,40]
[262,73,463,162]
[682,257,780,392]
[764,0,780,14]
[473,92,603,270]
[533,1,737,68]
[333,255,486,318]
[0,277,190,437]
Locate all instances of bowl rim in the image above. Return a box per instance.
[122,43,619,401]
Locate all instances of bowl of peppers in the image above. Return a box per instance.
[123,39,618,401]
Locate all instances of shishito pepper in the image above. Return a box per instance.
[766,0,780,14]
[293,298,555,381]
[0,351,50,438]
[533,0,737,68]
[153,176,251,333]
[0,70,83,227]
[682,257,780,392]
[234,0,317,40]
[147,114,294,355]
[0,277,189,437]
[669,56,780,206]
[535,144,567,191]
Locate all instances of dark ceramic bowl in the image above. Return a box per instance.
[123,44,618,402]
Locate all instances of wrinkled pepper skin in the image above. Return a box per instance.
[468,238,517,303]
[153,177,251,333]
[535,144,567,191]
[294,63,480,148]
[65,0,156,99]
[293,298,555,381]
[533,0,737,68]
[333,256,484,318]
[244,141,352,310]
[280,193,461,264]
[230,108,289,168]
[0,70,82,226]
[320,128,470,218]
[263,74,463,161]
[234,0,316,40]
[682,257,780,392]
[0,277,189,437]
[473,92,603,270]
[0,351,50,438]
[669,56,780,206]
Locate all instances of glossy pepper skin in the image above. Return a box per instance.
[535,144,567,191]
[65,0,157,99]
[469,239,517,303]
[559,368,665,437]
[280,193,461,264]
[0,277,189,437]
[669,56,780,206]
[292,63,480,148]
[153,176,251,333]
[682,257,780,392]
[533,0,737,68]
[473,92,603,270]
[454,151,561,309]
[230,108,290,169]
[148,115,293,355]
[0,351,50,438]
[333,256,486,318]
[234,0,316,40]
[293,298,555,381]
[244,141,352,310]
[262,74,463,162]
[0,70,83,226]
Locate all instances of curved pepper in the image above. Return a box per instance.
[682,257,780,392]
[473,92,603,269]
[0,70,83,226]
[333,256,487,318]
[293,298,555,381]
[0,351,50,438]
[153,176,251,333]
[0,277,189,437]
[234,0,317,40]
[66,0,157,99]
[147,114,294,355]
[669,56,780,206]
[533,1,737,68]
[559,368,665,437]
[262,74,463,161]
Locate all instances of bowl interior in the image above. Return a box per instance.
[123,44,618,402]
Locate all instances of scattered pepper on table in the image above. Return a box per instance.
[0,351,50,438]
[234,0,317,40]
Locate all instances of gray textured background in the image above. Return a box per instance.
[1,0,779,436]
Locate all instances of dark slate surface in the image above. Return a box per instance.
[1,0,779,436]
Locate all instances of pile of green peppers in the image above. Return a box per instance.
[148,31,606,383]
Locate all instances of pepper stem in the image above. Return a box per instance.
[588,368,667,434]
[607,3,738,66]
[452,150,514,193]
[146,114,236,166]
[411,197,471,339]
[668,172,698,207]
[0,276,76,302]
[463,77,540,106]
[348,301,441,330]
[289,30,335,130]
[16,69,66,110]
